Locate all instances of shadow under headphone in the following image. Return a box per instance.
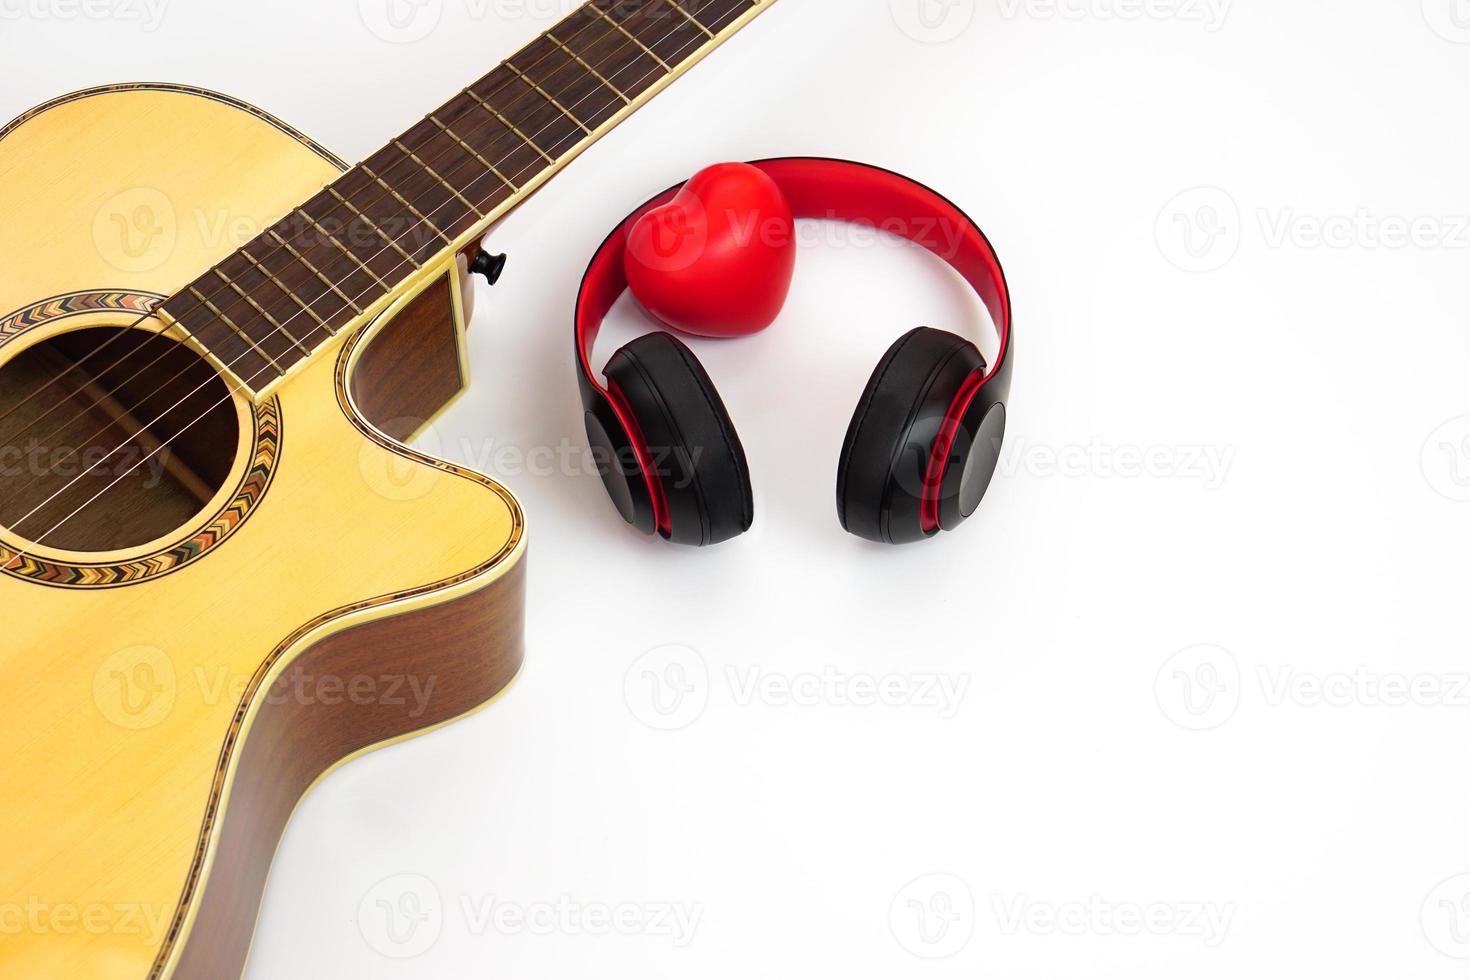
[575,157,1013,547]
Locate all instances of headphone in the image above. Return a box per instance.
[575,157,1013,547]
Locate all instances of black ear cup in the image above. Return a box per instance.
[837,327,988,545]
[605,333,754,546]
[584,392,658,536]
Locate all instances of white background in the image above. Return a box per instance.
[6,0,1470,976]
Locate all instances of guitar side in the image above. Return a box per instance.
[0,86,526,980]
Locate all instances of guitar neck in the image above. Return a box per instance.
[159,0,776,400]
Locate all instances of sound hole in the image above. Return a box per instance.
[0,326,240,553]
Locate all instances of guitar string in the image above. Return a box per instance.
[0,2,630,457]
[0,11,728,567]
[0,3,641,509]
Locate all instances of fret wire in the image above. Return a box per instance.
[429,90,560,188]
[415,1,611,150]
[547,31,633,104]
[428,115,522,192]
[211,268,313,357]
[412,102,544,204]
[462,88,558,164]
[662,0,715,37]
[180,287,280,372]
[616,0,722,68]
[297,209,393,290]
[311,174,438,271]
[692,0,760,34]
[391,30,616,223]
[359,164,455,244]
[504,62,593,134]
[593,4,673,70]
[239,247,335,332]
[187,286,286,376]
[326,187,422,266]
[291,126,489,271]
[391,139,487,218]
[269,229,365,314]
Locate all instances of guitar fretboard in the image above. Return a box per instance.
[158,0,762,398]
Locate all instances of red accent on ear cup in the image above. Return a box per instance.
[922,369,1007,534]
[576,214,666,536]
[583,389,660,535]
[605,334,753,547]
[624,163,796,339]
[837,328,986,545]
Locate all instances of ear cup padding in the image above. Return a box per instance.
[837,327,986,544]
[605,333,753,546]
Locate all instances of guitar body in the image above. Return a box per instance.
[0,86,527,979]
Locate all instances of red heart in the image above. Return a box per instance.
[624,162,796,339]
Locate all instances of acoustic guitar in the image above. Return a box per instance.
[0,1,775,976]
